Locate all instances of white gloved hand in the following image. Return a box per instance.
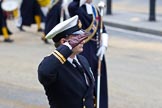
[101,33,109,47]
[96,33,109,60]
[96,45,106,61]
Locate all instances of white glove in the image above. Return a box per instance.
[63,42,72,50]
[101,33,109,47]
[96,33,109,60]
[96,46,106,61]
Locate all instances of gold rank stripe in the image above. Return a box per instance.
[54,50,66,62]
[52,52,64,64]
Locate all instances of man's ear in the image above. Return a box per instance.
[60,38,66,44]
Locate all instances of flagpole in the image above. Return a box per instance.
[96,1,105,108]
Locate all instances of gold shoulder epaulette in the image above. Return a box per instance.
[52,50,66,64]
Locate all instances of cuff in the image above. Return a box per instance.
[63,42,72,50]
[101,33,109,48]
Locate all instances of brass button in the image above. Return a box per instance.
[83,98,86,102]
[94,103,96,107]
[83,105,86,108]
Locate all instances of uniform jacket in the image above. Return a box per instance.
[38,45,95,108]
[20,0,44,26]
[68,2,109,108]
[44,0,66,35]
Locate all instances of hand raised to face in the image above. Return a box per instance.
[67,34,88,48]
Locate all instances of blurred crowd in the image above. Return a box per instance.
[0,0,69,43]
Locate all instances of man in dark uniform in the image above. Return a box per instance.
[0,0,13,42]
[38,15,96,108]
[42,0,66,43]
[17,0,44,32]
[68,0,109,108]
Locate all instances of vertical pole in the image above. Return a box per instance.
[97,2,105,107]
[106,0,112,15]
[149,0,156,21]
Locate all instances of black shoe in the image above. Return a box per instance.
[17,26,25,31]
[37,28,44,32]
[4,38,14,43]
[8,30,12,35]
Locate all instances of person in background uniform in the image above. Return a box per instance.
[38,15,96,108]
[17,0,44,32]
[68,0,109,108]
[41,0,67,43]
[37,0,50,18]
[0,0,13,42]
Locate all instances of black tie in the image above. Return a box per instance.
[73,59,83,72]
[73,59,89,86]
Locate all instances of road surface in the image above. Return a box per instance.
[0,23,162,108]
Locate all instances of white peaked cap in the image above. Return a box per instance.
[45,15,82,42]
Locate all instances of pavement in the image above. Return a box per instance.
[103,11,162,36]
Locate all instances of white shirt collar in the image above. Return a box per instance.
[85,3,93,15]
[67,57,74,64]
[67,56,80,66]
